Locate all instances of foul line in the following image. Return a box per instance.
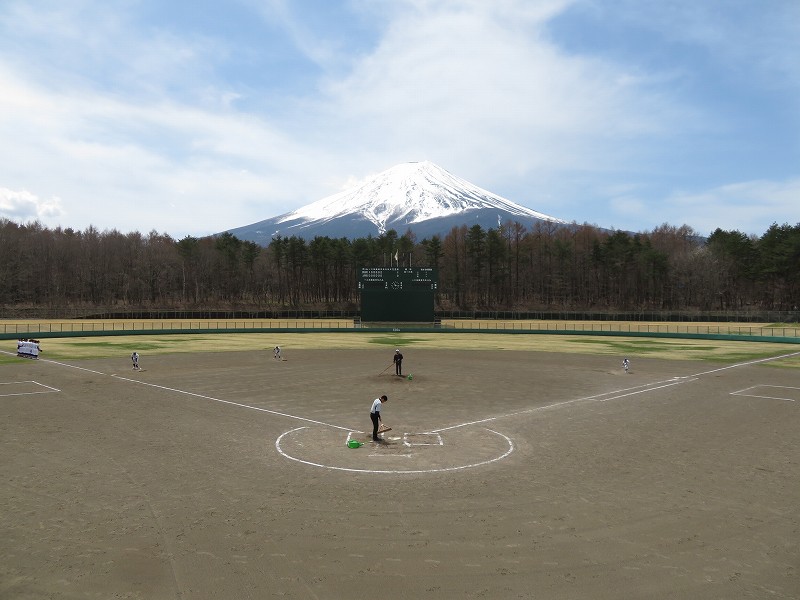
[431,377,697,433]
[0,350,107,374]
[431,350,800,433]
[111,375,354,432]
[690,351,800,376]
[1,347,363,433]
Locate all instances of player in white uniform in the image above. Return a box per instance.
[131,352,141,371]
[370,395,388,441]
[622,358,630,374]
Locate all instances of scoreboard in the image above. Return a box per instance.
[358,267,438,322]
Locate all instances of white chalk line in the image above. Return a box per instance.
[730,384,799,403]
[732,384,800,394]
[0,380,60,390]
[429,350,800,434]
[430,377,698,433]
[1,347,369,434]
[690,350,800,376]
[0,380,61,397]
[40,360,106,374]
[403,432,443,447]
[276,426,514,474]
[731,393,796,402]
[368,453,412,459]
[111,375,354,432]
[0,350,109,374]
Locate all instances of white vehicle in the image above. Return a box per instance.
[17,340,41,359]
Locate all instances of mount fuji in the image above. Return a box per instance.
[225,161,569,244]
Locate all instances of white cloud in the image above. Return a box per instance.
[0,188,64,222]
[606,179,800,236]
[317,0,696,187]
[662,179,800,236]
[0,63,337,236]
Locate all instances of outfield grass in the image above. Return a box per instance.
[3,329,799,368]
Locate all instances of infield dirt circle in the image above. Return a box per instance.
[1,343,798,599]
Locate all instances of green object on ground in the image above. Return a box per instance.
[407,374,413,380]
[347,440,362,448]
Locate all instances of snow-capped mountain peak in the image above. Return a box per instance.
[225,161,569,243]
[280,161,565,235]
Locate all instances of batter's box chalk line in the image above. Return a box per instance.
[730,384,799,403]
[0,380,61,397]
[345,431,444,447]
[403,432,444,447]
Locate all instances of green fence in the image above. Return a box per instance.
[2,319,799,343]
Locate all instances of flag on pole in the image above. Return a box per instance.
[394,251,398,265]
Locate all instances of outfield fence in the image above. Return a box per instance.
[1,319,799,341]
[0,320,356,336]
[440,320,800,338]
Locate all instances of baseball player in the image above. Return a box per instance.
[370,394,388,441]
[393,349,404,376]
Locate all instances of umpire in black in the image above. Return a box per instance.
[393,349,404,376]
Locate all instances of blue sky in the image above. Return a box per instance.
[1,0,798,239]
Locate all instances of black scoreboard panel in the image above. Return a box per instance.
[358,267,437,322]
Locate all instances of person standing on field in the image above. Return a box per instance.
[393,349,404,376]
[370,395,388,441]
[622,358,630,374]
[131,352,141,371]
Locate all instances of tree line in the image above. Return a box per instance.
[1,217,798,314]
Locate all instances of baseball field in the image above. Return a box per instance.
[1,330,798,599]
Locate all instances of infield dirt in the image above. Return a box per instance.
[1,344,798,599]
